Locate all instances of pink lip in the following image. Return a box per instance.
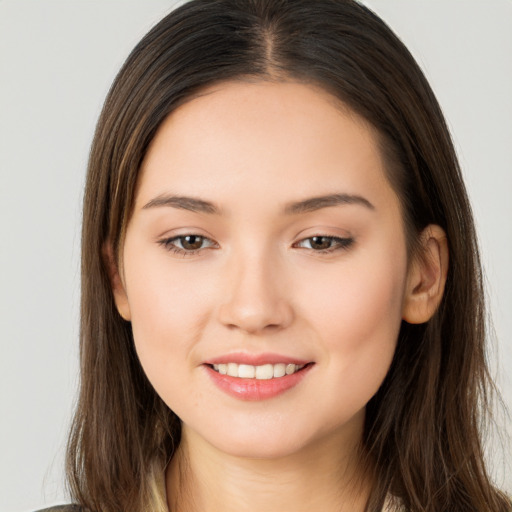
[205,352,310,366]
[204,358,314,401]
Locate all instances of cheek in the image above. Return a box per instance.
[121,246,214,393]
[303,249,405,339]
[298,246,407,404]
[127,278,210,415]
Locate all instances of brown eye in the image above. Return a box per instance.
[294,235,354,253]
[309,236,334,250]
[159,234,217,256]
[180,235,205,250]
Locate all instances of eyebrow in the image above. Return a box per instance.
[283,193,375,214]
[143,195,220,214]
[142,193,375,215]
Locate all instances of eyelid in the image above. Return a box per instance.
[293,235,354,253]
[157,232,354,257]
[158,233,218,257]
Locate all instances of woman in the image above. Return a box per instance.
[39,0,510,510]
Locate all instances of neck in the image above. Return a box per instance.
[165,425,372,512]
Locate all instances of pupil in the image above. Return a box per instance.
[183,235,202,250]
[311,236,330,250]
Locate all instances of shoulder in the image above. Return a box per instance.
[33,506,84,512]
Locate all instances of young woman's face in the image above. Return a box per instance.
[116,81,411,459]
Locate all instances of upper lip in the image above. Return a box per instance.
[204,352,312,366]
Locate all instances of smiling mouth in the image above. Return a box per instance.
[209,362,307,380]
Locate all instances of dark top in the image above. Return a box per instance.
[34,507,83,512]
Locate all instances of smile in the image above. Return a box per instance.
[212,363,305,380]
[206,362,313,401]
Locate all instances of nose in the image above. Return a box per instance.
[217,250,294,335]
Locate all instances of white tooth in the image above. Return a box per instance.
[285,363,296,375]
[227,363,238,377]
[255,364,274,380]
[238,364,255,378]
[219,362,305,378]
[273,363,286,378]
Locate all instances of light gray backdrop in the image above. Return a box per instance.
[1,1,510,510]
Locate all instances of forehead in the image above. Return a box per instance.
[136,80,396,216]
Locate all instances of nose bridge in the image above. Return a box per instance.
[218,239,293,334]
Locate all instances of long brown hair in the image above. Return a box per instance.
[67,1,511,510]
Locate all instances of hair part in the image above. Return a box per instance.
[67,1,511,511]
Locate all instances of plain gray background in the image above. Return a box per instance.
[1,1,511,510]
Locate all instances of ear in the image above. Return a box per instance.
[402,225,449,324]
[103,242,132,321]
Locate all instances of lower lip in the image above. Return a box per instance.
[205,364,313,401]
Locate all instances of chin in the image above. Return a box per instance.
[191,413,357,461]
[213,432,310,460]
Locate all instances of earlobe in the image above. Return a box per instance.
[102,242,132,321]
[402,225,449,324]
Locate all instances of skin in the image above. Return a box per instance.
[111,81,448,512]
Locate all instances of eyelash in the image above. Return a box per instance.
[158,234,354,257]
[295,235,354,253]
[158,235,218,257]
